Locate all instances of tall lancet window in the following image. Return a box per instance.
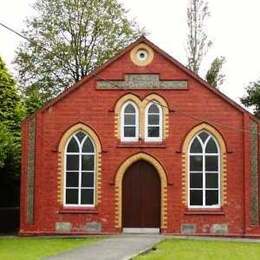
[189,131,220,208]
[65,131,95,206]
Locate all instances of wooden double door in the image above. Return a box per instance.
[122,160,161,228]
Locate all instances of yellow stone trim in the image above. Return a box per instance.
[114,94,169,140]
[114,152,168,229]
[181,123,227,206]
[57,123,102,206]
[130,43,154,67]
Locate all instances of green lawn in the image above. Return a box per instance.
[136,238,260,260]
[0,236,100,260]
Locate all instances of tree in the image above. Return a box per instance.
[206,56,226,88]
[0,57,21,131]
[24,85,44,116]
[186,0,212,74]
[241,80,260,115]
[0,124,12,168]
[0,56,24,172]
[15,0,142,103]
[0,57,24,209]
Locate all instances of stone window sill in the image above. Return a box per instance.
[59,207,98,214]
[117,141,166,148]
[184,208,225,215]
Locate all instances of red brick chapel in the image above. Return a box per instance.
[20,36,260,237]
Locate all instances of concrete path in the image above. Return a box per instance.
[46,234,164,260]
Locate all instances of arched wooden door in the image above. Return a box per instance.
[122,160,161,229]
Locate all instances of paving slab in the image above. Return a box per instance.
[46,234,164,260]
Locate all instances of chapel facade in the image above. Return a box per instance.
[20,37,260,237]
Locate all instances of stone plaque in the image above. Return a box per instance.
[55,222,72,233]
[181,224,196,235]
[85,221,102,233]
[210,224,228,235]
[97,74,188,90]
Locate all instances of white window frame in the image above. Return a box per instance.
[144,102,163,142]
[64,132,96,207]
[188,132,221,209]
[120,101,139,142]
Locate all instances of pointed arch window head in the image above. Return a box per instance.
[189,131,220,208]
[65,131,95,207]
[121,101,139,142]
[145,102,163,142]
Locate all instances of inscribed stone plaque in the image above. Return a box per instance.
[97,74,188,90]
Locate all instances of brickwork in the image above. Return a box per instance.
[20,37,260,236]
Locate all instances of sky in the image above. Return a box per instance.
[1,0,260,107]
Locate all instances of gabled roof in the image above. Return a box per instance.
[27,35,256,121]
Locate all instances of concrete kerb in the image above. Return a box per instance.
[164,235,260,243]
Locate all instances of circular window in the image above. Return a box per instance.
[130,43,154,66]
[136,49,149,62]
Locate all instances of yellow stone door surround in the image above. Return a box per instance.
[114,152,168,229]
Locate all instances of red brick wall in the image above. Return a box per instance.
[20,44,259,236]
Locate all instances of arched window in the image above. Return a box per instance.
[121,101,139,142]
[189,131,220,208]
[65,131,95,206]
[145,102,162,142]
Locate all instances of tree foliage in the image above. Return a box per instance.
[24,85,44,116]
[206,56,226,88]
[0,124,12,168]
[0,57,21,131]
[0,56,24,173]
[15,0,142,103]
[186,0,212,74]
[241,80,260,115]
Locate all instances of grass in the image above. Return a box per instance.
[0,236,100,260]
[135,238,260,260]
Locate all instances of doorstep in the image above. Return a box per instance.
[123,228,160,234]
